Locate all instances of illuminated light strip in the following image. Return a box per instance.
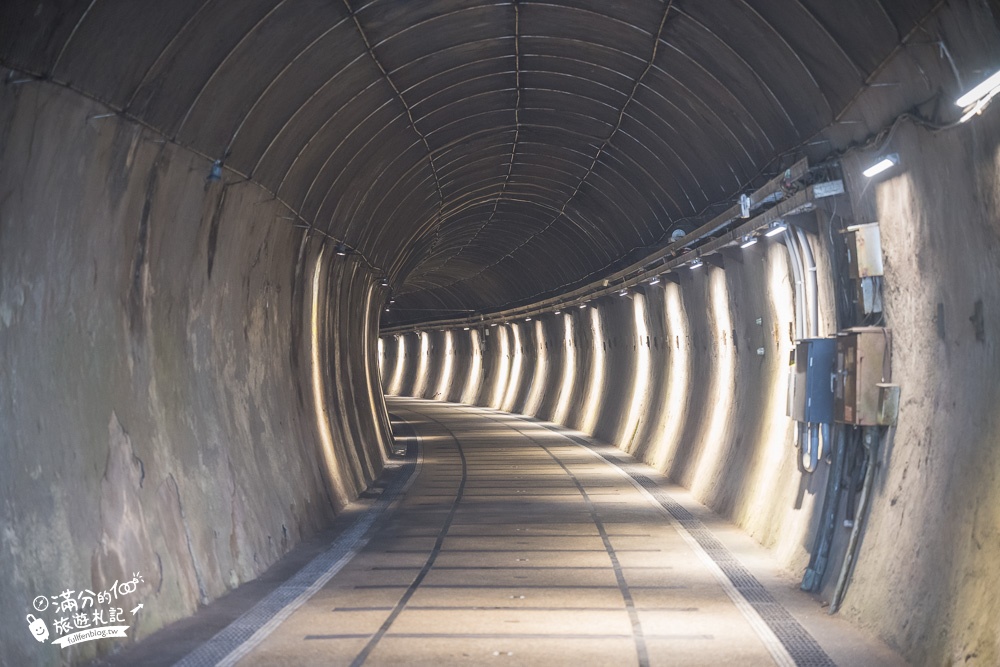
[501,323,524,412]
[388,334,406,396]
[308,247,349,507]
[619,294,650,450]
[489,326,511,408]
[579,307,605,434]
[377,338,385,385]
[461,329,483,404]
[413,332,430,398]
[862,154,898,178]
[654,283,689,469]
[522,320,548,416]
[551,314,577,424]
[956,69,1000,107]
[689,269,735,499]
[744,249,799,544]
[435,331,455,401]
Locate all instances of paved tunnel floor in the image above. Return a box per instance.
[149,398,904,667]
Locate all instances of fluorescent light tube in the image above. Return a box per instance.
[956,69,1000,108]
[765,222,787,237]
[863,154,898,178]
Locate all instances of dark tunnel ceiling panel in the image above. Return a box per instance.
[0,0,937,325]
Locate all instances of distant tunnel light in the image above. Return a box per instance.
[956,69,1000,108]
[740,234,758,249]
[765,221,787,237]
[862,154,898,178]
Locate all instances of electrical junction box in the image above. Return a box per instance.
[790,338,836,423]
[846,223,884,278]
[876,383,901,426]
[835,327,893,425]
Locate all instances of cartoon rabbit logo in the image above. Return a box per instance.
[27,614,49,642]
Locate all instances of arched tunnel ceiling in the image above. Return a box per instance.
[1,0,936,326]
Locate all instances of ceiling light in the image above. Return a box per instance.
[334,242,349,256]
[956,69,1000,108]
[578,303,587,309]
[619,288,629,297]
[740,234,758,249]
[380,277,390,287]
[553,310,561,315]
[490,322,498,327]
[689,258,704,269]
[765,221,787,237]
[648,276,661,286]
[525,317,532,322]
[463,327,470,331]
[862,154,898,178]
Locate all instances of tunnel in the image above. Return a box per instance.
[2,1,1000,665]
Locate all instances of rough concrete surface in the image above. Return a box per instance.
[382,109,1000,665]
[0,79,390,666]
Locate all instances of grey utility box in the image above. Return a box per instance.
[790,338,836,424]
[835,327,893,425]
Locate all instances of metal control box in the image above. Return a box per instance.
[790,338,836,423]
[846,223,884,278]
[835,327,892,425]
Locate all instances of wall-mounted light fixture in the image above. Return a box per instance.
[579,302,588,309]
[740,234,758,249]
[765,220,787,237]
[207,159,223,182]
[380,276,390,287]
[690,257,704,269]
[334,242,350,256]
[647,276,661,286]
[862,154,899,178]
[553,310,561,315]
[957,69,1000,122]
[619,288,629,297]
[525,317,532,322]
[463,327,470,331]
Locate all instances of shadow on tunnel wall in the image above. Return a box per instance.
[0,80,393,666]
[382,228,836,574]
[381,106,1000,666]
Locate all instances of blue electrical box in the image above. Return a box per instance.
[791,338,836,423]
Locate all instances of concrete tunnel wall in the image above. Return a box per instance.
[0,78,393,665]
[381,111,1000,664]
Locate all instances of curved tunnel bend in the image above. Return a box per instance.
[2,1,1000,666]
